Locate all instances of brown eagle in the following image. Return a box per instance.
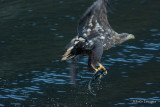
[61,0,135,91]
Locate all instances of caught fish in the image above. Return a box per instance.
[88,70,106,96]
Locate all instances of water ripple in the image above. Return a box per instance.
[150,28,159,32]
[31,71,71,84]
[143,43,160,50]
[0,104,5,107]
[125,97,160,103]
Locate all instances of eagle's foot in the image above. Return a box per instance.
[91,62,107,79]
[97,62,108,75]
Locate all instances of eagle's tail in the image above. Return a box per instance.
[61,40,84,61]
[61,46,76,61]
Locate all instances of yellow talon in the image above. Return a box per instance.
[97,62,108,74]
[105,70,108,74]
[97,62,106,71]
[99,74,102,79]
[91,64,98,73]
[91,62,108,76]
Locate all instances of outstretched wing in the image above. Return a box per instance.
[77,0,112,39]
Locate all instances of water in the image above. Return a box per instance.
[0,0,160,106]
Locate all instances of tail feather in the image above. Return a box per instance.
[61,41,81,61]
[61,46,75,61]
[61,36,87,61]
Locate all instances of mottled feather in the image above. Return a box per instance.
[78,0,113,38]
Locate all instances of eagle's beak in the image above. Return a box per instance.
[127,34,135,40]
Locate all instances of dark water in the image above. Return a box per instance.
[0,0,160,106]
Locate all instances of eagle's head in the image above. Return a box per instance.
[118,33,135,44]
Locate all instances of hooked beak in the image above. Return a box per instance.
[127,34,135,40]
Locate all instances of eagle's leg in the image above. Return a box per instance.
[88,40,107,78]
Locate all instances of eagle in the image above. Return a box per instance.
[61,0,135,91]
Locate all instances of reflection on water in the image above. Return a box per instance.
[0,0,160,106]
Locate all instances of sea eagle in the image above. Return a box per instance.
[61,0,135,93]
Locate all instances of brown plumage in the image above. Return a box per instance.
[61,0,134,71]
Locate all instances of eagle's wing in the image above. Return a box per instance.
[77,0,113,39]
[62,0,114,61]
